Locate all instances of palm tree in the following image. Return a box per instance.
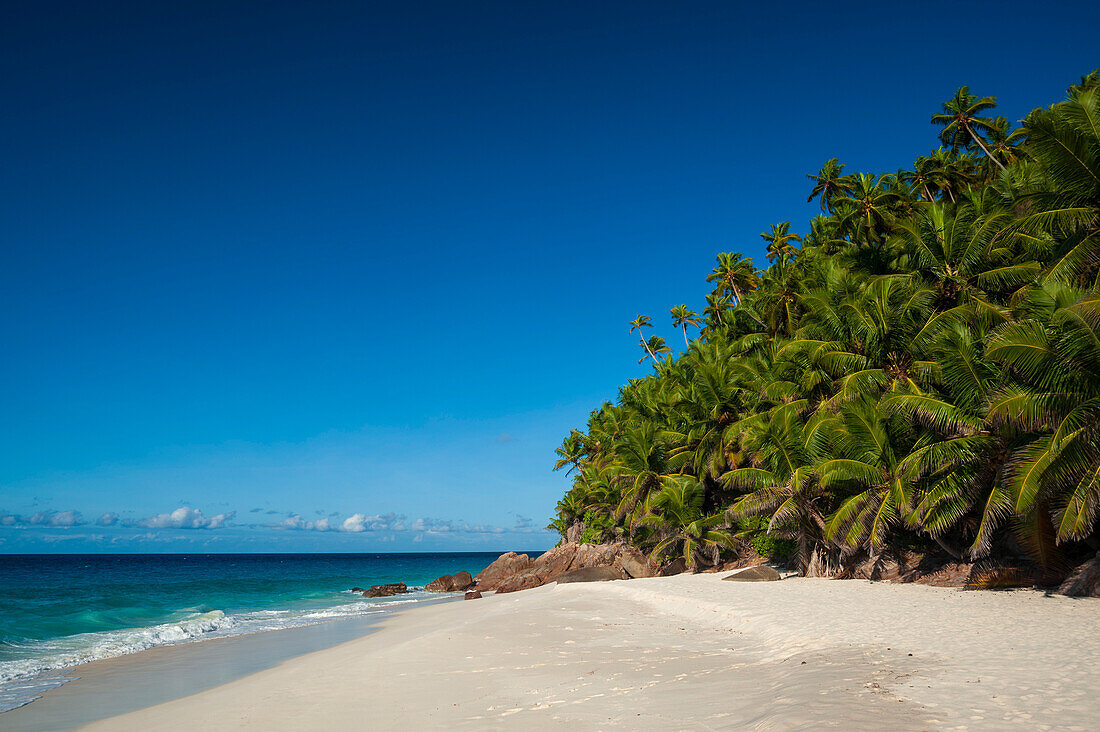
[638,335,672,366]
[630,314,658,363]
[641,476,736,569]
[706,252,759,305]
[670,305,702,348]
[806,158,853,212]
[932,86,1005,170]
[761,222,801,263]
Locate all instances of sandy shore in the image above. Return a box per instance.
[80,574,1098,730]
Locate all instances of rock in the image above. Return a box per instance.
[350,587,367,594]
[450,571,474,591]
[464,590,483,600]
[565,520,584,544]
[1057,555,1100,597]
[554,566,625,584]
[659,557,688,576]
[425,574,453,592]
[620,548,658,579]
[574,543,618,569]
[474,552,531,591]
[723,565,782,582]
[534,543,578,577]
[363,582,408,597]
[494,566,554,594]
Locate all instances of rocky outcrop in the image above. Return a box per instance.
[475,542,680,594]
[555,566,626,584]
[474,552,532,591]
[574,543,618,569]
[618,548,659,578]
[1057,555,1100,597]
[360,582,408,597]
[722,565,782,582]
[464,590,483,600]
[494,566,553,594]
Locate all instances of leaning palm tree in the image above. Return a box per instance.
[669,305,702,348]
[638,335,672,366]
[932,86,1005,170]
[629,314,658,363]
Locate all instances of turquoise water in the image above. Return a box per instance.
[0,552,509,711]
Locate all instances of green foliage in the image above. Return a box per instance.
[579,511,616,545]
[738,517,796,561]
[547,73,1100,576]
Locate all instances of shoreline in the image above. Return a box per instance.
[0,595,460,731]
[60,574,1100,730]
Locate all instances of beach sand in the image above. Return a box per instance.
[80,574,1098,730]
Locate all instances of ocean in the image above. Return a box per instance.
[0,552,510,712]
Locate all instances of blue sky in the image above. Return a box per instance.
[2,1,1098,552]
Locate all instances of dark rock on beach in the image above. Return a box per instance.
[1058,555,1100,597]
[723,565,782,582]
[554,566,626,584]
[464,590,482,600]
[425,574,453,592]
[361,582,408,597]
[618,548,659,579]
[450,571,474,591]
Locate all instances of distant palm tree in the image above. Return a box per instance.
[706,252,759,305]
[932,86,1005,170]
[670,305,702,348]
[638,335,671,366]
[761,222,801,263]
[629,314,658,363]
[807,158,853,212]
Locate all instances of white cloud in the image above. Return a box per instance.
[97,512,119,527]
[136,507,234,530]
[341,513,367,532]
[279,514,333,531]
[28,510,86,527]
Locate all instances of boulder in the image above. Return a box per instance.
[450,571,475,591]
[574,543,619,569]
[659,557,688,576]
[723,565,782,582]
[534,543,578,577]
[1057,555,1100,597]
[464,590,483,600]
[474,552,531,591]
[425,574,453,592]
[554,566,625,584]
[565,521,584,544]
[363,582,409,597]
[494,566,554,594]
[619,548,658,579]
[351,587,367,594]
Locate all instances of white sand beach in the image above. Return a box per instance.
[78,574,1099,731]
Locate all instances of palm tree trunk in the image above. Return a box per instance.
[966,122,1006,171]
[641,338,659,365]
[922,183,934,202]
[682,325,689,349]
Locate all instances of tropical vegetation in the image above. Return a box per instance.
[548,74,1100,580]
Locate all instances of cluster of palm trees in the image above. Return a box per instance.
[548,75,1100,578]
